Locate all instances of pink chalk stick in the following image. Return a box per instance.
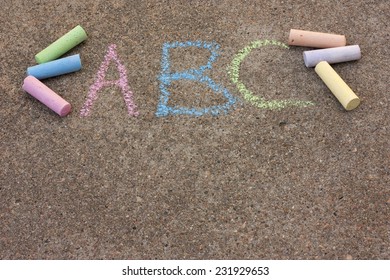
[23,76,71,117]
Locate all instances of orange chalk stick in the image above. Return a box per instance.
[288,29,346,48]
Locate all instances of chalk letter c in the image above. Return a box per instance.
[228,40,314,110]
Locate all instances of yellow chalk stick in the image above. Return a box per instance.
[315,61,360,110]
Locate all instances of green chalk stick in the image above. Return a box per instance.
[35,25,87,64]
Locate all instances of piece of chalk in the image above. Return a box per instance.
[303,45,361,67]
[288,29,346,48]
[22,76,71,116]
[315,61,360,110]
[27,54,82,79]
[35,25,87,64]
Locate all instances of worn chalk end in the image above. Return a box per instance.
[35,54,45,64]
[59,103,72,117]
[303,52,310,67]
[345,97,360,111]
[75,25,88,39]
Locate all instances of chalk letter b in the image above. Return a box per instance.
[156,41,237,117]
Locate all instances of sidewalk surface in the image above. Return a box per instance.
[0,0,389,259]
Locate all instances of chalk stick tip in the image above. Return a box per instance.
[303,52,310,67]
[345,97,360,111]
[59,103,72,117]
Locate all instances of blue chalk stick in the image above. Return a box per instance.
[27,54,82,79]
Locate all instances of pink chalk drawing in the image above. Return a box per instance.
[80,44,139,117]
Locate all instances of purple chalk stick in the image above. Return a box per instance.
[303,45,361,67]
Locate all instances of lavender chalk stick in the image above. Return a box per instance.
[303,45,361,67]
[27,54,82,79]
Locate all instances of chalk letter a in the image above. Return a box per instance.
[80,44,139,117]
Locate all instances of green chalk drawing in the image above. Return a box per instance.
[228,40,315,110]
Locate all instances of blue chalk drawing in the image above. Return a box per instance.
[156,41,237,117]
